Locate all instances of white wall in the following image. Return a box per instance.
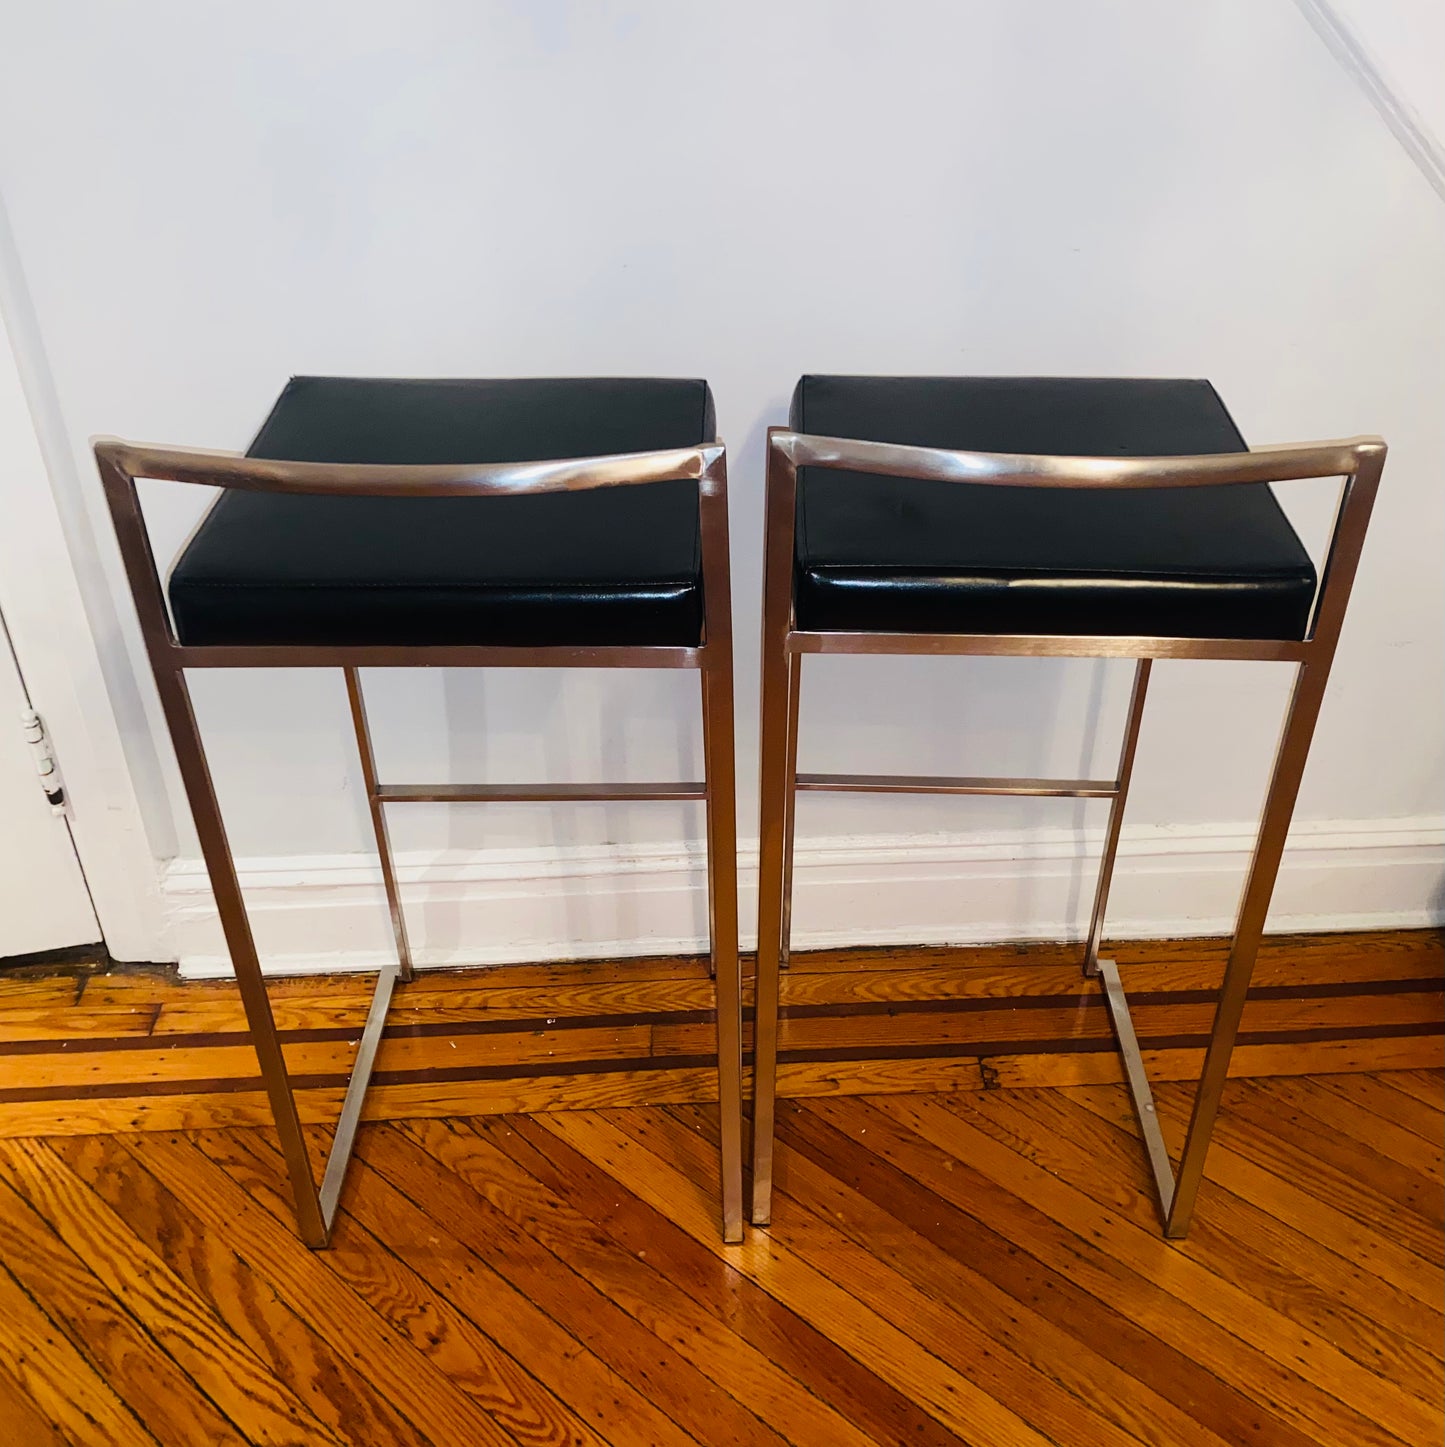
[1,1,1441,970]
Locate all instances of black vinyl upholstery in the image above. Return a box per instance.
[167,376,715,647]
[790,376,1317,640]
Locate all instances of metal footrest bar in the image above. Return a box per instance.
[1097,958,1176,1223]
[375,781,706,804]
[316,961,400,1240]
[795,771,1118,799]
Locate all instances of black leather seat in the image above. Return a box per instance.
[792,376,1317,640]
[168,376,715,647]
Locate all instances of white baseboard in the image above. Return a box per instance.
[161,814,1445,979]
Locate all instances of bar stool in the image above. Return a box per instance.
[751,375,1383,1237]
[96,376,745,1246]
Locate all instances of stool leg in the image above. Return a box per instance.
[1083,659,1151,977]
[778,655,802,971]
[750,642,799,1226]
[344,668,415,982]
[1166,659,1330,1237]
[152,664,328,1247]
[701,655,745,1244]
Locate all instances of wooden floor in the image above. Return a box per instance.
[0,931,1440,1443]
[0,930,1439,1137]
[0,1071,1437,1445]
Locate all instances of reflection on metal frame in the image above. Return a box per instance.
[751,426,1384,1237]
[96,437,746,1247]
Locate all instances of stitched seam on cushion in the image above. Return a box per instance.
[806,563,1314,583]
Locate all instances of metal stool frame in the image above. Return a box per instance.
[96,438,746,1246]
[751,428,1384,1236]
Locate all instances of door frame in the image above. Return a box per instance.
[0,201,166,962]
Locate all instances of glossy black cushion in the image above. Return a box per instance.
[791,376,1317,640]
[168,376,715,647]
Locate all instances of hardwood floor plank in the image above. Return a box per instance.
[1251,1073,1444,1197]
[50,1133,437,1447]
[203,1124,702,1447]
[0,1139,349,1447]
[672,1102,1237,1447]
[1194,1079,1442,1257]
[1312,1070,1445,1144]
[539,1109,1059,1447]
[493,1112,970,1447]
[368,1119,793,1447]
[125,1130,571,1447]
[794,1094,1419,1447]
[194,1129,625,1447]
[949,1086,1445,1380]
[0,1359,67,1447]
[410,1116,876,1447]
[63,931,1440,1047]
[0,977,81,1011]
[1265,1075,1444,1178]
[1068,1084,1445,1306]
[0,1169,249,1447]
[1376,1067,1445,1106]
[984,1031,1445,1087]
[912,1089,1445,1412]
[0,1005,158,1044]
[0,1021,655,1093]
[0,1255,161,1447]
[781,930,1442,979]
[0,1066,1428,1447]
[1,932,1436,1136]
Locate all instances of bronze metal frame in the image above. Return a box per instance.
[95,437,745,1246]
[752,428,1384,1236]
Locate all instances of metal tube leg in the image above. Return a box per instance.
[151,665,328,1247]
[701,658,745,1244]
[345,668,415,983]
[778,655,801,970]
[750,643,796,1226]
[1083,659,1151,977]
[1166,660,1331,1238]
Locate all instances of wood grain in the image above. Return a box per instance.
[126,1131,547,1447]
[201,1124,697,1447]
[1265,1074,1444,1177]
[0,1251,161,1447]
[947,1086,1445,1370]
[789,1095,1425,1447]
[0,1069,1435,1446]
[374,1118,797,1447]
[1379,1068,1445,1106]
[491,1112,971,1447]
[0,1168,248,1446]
[1069,1083,1445,1305]
[1310,1069,1445,1144]
[0,1140,341,1447]
[0,1360,67,1447]
[670,1103,1234,1447]
[51,1134,433,1447]
[411,1117,879,1447]
[539,1110,1060,1447]
[0,930,1437,1136]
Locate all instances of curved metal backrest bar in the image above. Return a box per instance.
[774,430,1384,488]
[93,437,726,497]
[94,434,732,661]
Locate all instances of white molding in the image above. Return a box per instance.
[164,815,1445,979]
